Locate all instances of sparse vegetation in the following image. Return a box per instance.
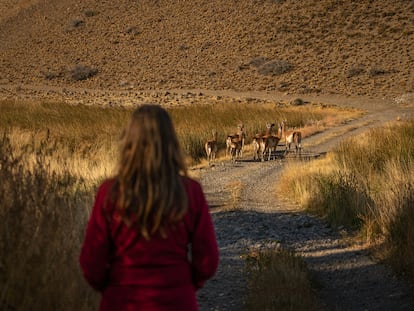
[245,248,322,311]
[70,19,85,28]
[224,181,244,211]
[368,67,387,77]
[84,10,98,17]
[2,0,414,97]
[42,70,61,80]
[346,66,365,78]
[257,59,292,76]
[70,65,98,81]
[290,98,305,106]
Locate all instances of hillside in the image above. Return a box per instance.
[0,0,413,102]
[1,2,414,310]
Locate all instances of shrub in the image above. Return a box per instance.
[368,67,386,76]
[248,56,269,68]
[290,98,305,106]
[312,172,372,229]
[346,66,364,78]
[126,26,141,35]
[245,248,322,310]
[42,71,58,80]
[0,132,97,310]
[257,59,292,76]
[84,10,98,17]
[70,19,85,28]
[70,65,98,81]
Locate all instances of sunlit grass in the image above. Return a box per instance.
[0,99,362,310]
[4,129,118,184]
[278,118,414,281]
[223,181,244,211]
[1,99,362,165]
[0,133,98,310]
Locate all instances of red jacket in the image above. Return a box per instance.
[80,177,219,311]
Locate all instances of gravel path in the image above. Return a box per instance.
[195,108,414,311]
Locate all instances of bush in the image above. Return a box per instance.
[368,67,386,76]
[84,10,98,17]
[125,26,141,35]
[313,172,372,229]
[248,56,269,68]
[346,66,364,78]
[245,248,322,310]
[290,98,304,106]
[257,59,292,76]
[0,132,97,310]
[70,19,85,28]
[70,65,98,81]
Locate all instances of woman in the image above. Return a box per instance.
[80,104,219,310]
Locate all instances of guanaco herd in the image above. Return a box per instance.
[205,122,302,164]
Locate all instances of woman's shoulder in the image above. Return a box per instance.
[182,175,202,192]
[99,177,115,189]
[92,178,118,215]
[181,176,207,208]
[95,178,116,198]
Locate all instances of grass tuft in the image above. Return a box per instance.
[245,248,323,311]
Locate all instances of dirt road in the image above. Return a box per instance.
[194,96,414,310]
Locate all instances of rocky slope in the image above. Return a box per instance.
[0,0,413,102]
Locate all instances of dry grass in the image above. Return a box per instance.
[0,100,127,183]
[4,128,117,183]
[278,118,414,282]
[0,133,98,310]
[0,99,361,310]
[223,181,244,211]
[1,99,361,165]
[171,102,361,164]
[244,248,323,311]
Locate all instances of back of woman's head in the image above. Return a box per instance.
[113,104,188,239]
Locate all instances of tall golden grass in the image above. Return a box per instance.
[0,99,361,310]
[0,132,98,310]
[1,99,360,165]
[278,119,414,281]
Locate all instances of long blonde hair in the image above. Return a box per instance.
[111,104,188,239]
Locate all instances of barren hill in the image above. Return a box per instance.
[0,0,413,100]
[1,2,414,310]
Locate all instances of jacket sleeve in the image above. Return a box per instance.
[189,180,219,289]
[79,181,112,292]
